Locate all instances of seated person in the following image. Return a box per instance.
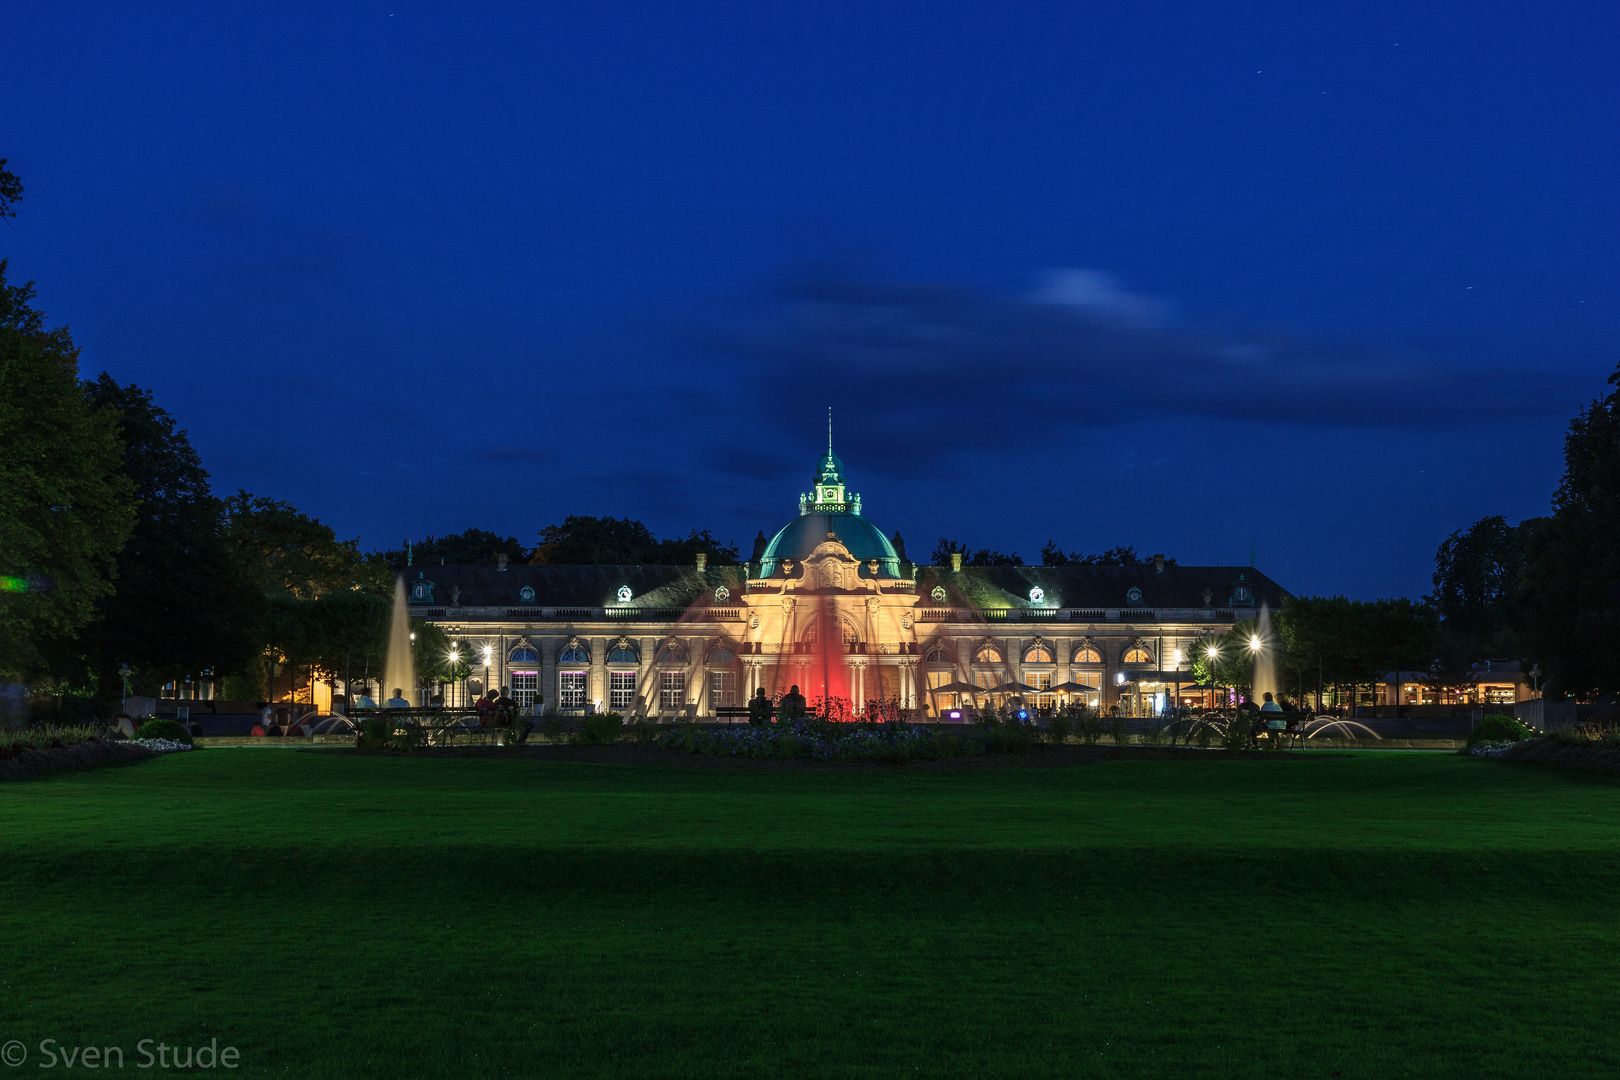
[1259,692,1283,713]
[353,690,377,710]
[266,722,284,737]
[383,688,411,709]
[115,715,137,738]
[249,719,267,737]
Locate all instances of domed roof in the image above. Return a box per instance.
[759,512,900,578]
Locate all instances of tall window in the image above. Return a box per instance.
[926,669,958,711]
[558,671,586,709]
[510,671,538,707]
[609,671,636,711]
[1027,671,1053,711]
[709,670,737,709]
[659,670,686,713]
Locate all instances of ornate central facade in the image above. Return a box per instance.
[408,447,1289,718]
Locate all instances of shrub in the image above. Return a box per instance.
[133,719,192,745]
[631,718,660,744]
[1468,714,1531,746]
[1108,711,1131,747]
[356,717,422,749]
[357,717,392,748]
[1075,711,1104,746]
[1044,712,1072,745]
[1221,713,1253,752]
[505,713,531,746]
[578,712,624,746]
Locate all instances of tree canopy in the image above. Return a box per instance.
[0,192,137,679]
[373,528,531,571]
[529,516,739,565]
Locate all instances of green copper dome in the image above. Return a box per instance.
[759,513,901,578]
[758,445,900,577]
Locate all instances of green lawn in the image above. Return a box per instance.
[2,749,1617,1078]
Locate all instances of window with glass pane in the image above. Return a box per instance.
[558,670,586,709]
[609,671,636,711]
[709,670,737,709]
[1027,671,1052,710]
[926,669,957,710]
[659,670,686,712]
[510,671,538,707]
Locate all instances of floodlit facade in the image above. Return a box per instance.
[406,449,1290,718]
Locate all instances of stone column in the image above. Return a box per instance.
[590,637,607,713]
[540,637,558,714]
[1056,637,1071,688]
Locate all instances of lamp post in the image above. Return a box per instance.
[448,648,459,707]
[118,663,131,716]
[483,645,492,703]
[1206,646,1220,711]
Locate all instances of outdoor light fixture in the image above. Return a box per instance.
[947,709,962,721]
[1173,649,1183,664]
[1249,634,1261,651]
[410,632,416,642]
[1116,672,1125,685]
[1207,647,1218,659]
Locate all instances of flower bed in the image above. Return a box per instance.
[129,738,197,755]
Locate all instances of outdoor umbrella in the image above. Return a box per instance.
[990,681,1044,695]
[1048,681,1101,694]
[929,680,984,695]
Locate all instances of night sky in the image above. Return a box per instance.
[5,2,1615,599]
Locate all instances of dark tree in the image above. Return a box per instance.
[63,376,263,696]
[1517,359,1620,696]
[930,539,1023,566]
[1428,514,1526,655]
[530,516,739,565]
[1041,542,1173,567]
[374,528,530,571]
[0,206,136,678]
[224,491,387,599]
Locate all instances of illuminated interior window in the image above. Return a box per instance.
[1073,647,1102,665]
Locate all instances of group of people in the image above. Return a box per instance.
[250,704,313,738]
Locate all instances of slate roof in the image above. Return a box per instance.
[401,564,748,609]
[404,561,1289,611]
[915,564,1290,612]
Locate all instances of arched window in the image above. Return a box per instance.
[924,646,954,664]
[656,641,688,664]
[974,643,1003,665]
[1073,646,1103,665]
[841,622,859,645]
[1023,643,1054,664]
[558,644,589,664]
[800,622,818,644]
[509,647,539,665]
[1123,645,1152,664]
[707,646,736,666]
[607,642,639,664]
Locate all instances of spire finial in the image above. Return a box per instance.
[827,406,832,454]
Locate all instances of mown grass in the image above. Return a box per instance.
[2,750,1617,1078]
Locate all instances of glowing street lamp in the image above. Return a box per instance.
[1249,634,1262,652]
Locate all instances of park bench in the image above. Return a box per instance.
[714,706,758,726]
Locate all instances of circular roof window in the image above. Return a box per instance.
[1126,586,1143,604]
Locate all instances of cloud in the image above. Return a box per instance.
[701,270,1584,467]
[1030,269,1174,328]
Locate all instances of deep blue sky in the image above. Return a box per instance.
[5,2,1616,598]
